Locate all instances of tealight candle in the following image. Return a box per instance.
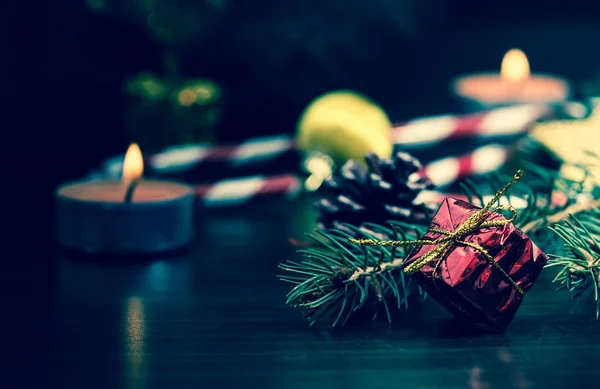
[56,143,194,254]
[451,49,571,112]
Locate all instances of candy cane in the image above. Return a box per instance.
[102,135,296,177]
[87,144,511,207]
[194,174,301,207]
[415,143,510,187]
[100,102,586,177]
[391,104,551,147]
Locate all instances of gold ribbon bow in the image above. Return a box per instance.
[349,170,525,296]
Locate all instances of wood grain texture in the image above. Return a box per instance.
[4,198,600,388]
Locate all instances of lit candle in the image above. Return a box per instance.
[56,143,194,254]
[451,49,571,112]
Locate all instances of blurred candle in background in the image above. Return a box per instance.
[55,143,195,254]
[451,49,571,112]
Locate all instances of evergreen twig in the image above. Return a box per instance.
[279,157,600,325]
[546,209,600,319]
[277,222,426,326]
[521,199,600,234]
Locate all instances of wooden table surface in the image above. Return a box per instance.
[6,197,600,388]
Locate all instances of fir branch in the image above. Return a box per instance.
[470,165,595,234]
[280,157,600,325]
[278,221,427,326]
[501,161,600,233]
[546,209,600,319]
[521,199,600,234]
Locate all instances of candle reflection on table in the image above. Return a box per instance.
[467,347,530,389]
[124,296,147,389]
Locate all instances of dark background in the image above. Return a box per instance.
[12,0,600,186]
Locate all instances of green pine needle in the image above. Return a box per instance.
[278,222,427,326]
[546,209,600,319]
[279,159,600,326]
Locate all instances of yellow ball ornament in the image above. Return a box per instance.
[296,91,393,163]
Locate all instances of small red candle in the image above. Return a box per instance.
[56,144,194,254]
[451,49,571,111]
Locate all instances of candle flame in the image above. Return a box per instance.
[501,49,530,82]
[122,143,144,185]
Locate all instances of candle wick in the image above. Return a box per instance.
[124,179,139,203]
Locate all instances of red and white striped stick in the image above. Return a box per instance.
[85,142,512,208]
[89,101,591,207]
[191,171,571,210]
[415,143,511,187]
[103,135,295,177]
[186,144,509,207]
[391,104,551,147]
[101,102,582,177]
[194,174,301,207]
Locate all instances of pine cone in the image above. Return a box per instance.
[315,151,434,232]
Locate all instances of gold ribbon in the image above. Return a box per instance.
[349,170,525,296]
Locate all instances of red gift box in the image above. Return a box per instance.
[403,197,548,331]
